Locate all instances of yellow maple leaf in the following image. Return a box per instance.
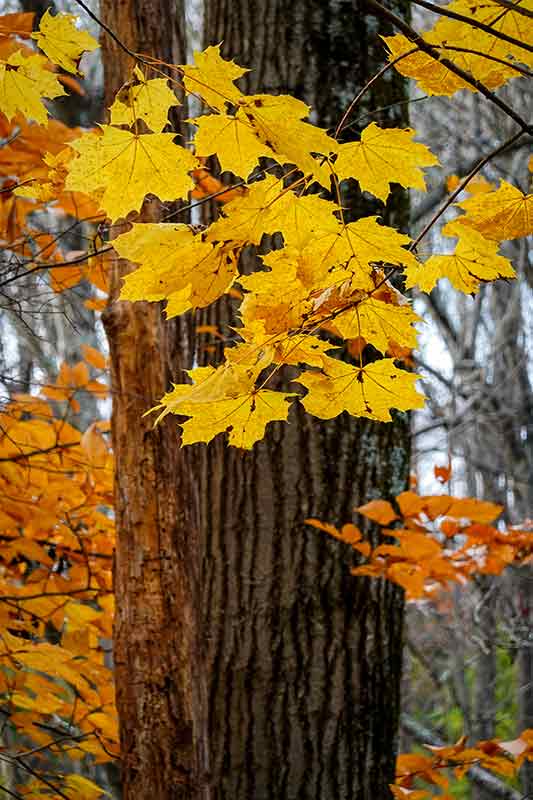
[153,357,294,448]
[239,260,312,333]
[384,8,526,98]
[405,223,516,294]
[238,94,337,186]
[109,66,180,133]
[335,123,439,202]
[115,223,237,316]
[180,390,295,448]
[182,44,248,111]
[15,146,73,203]
[32,9,98,75]
[425,16,524,87]
[205,175,341,251]
[297,356,424,422]
[319,217,418,291]
[0,50,66,124]
[448,0,533,67]
[205,174,292,245]
[65,126,199,221]
[383,33,469,96]
[192,112,276,178]
[332,297,420,353]
[457,181,533,241]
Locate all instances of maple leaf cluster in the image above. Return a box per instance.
[1,8,531,449]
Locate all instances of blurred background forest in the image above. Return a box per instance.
[0,1,531,799]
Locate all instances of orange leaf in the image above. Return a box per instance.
[446,498,503,524]
[357,499,398,525]
[81,344,107,370]
[71,361,90,387]
[81,423,108,469]
[434,463,452,483]
[396,491,425,518]
[0,12,34,38]
[84,297,108,311]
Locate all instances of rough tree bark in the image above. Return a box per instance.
[196,2,411,798]
[101,0,412,798]
[100,3,208,799]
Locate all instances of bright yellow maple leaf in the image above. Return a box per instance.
[238,94,337,186]
[192,112,276,178]
[115,223,237,316]
[181,44,247,111]
[448,0,533,67]
[425,16,524,87]
[384,9,526,98]
[153,357,294,448]
[318,217,419,291]
[205,174,292,245]
[109,66,180,133]
[65,126,199,221]
[205,175,341,250]
[297,356,424,422]
[239,260,312,333]
[0,50,66,124]
[15,146,72,202]
[457,181,533,241]
[404,223,516,294]
[383,33,470,96]
[180,390,295,448]
[32,10,98,75]
[332,297,420,353]
[335,123,439,202]
[193,98,336,185]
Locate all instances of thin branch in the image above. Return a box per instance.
[401,715,523,800]
[73,0,148,64]
[409,0,533,53]
[366,0,533,135]
[411,136,531,223]
[491,0,533,18]
[335,49,417,137]
[432,44,533,79]
[0,785,24,800]
[410,129,524,250]
[0,247,113,290]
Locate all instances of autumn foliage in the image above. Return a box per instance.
[0,2,532,798]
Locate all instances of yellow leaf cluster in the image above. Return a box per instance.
[384,0,532,98]
[2,14,531,457]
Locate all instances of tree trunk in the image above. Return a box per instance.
[100,4,208,799]
[198,2,411,798]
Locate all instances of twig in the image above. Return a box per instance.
[410,129,524,250]
[366,0,533,135]
[335,49,417,137]
[409,0,533,53]
[73,0,149,64]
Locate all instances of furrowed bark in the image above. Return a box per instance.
[197,2,411,798]
[100,3,208,798]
